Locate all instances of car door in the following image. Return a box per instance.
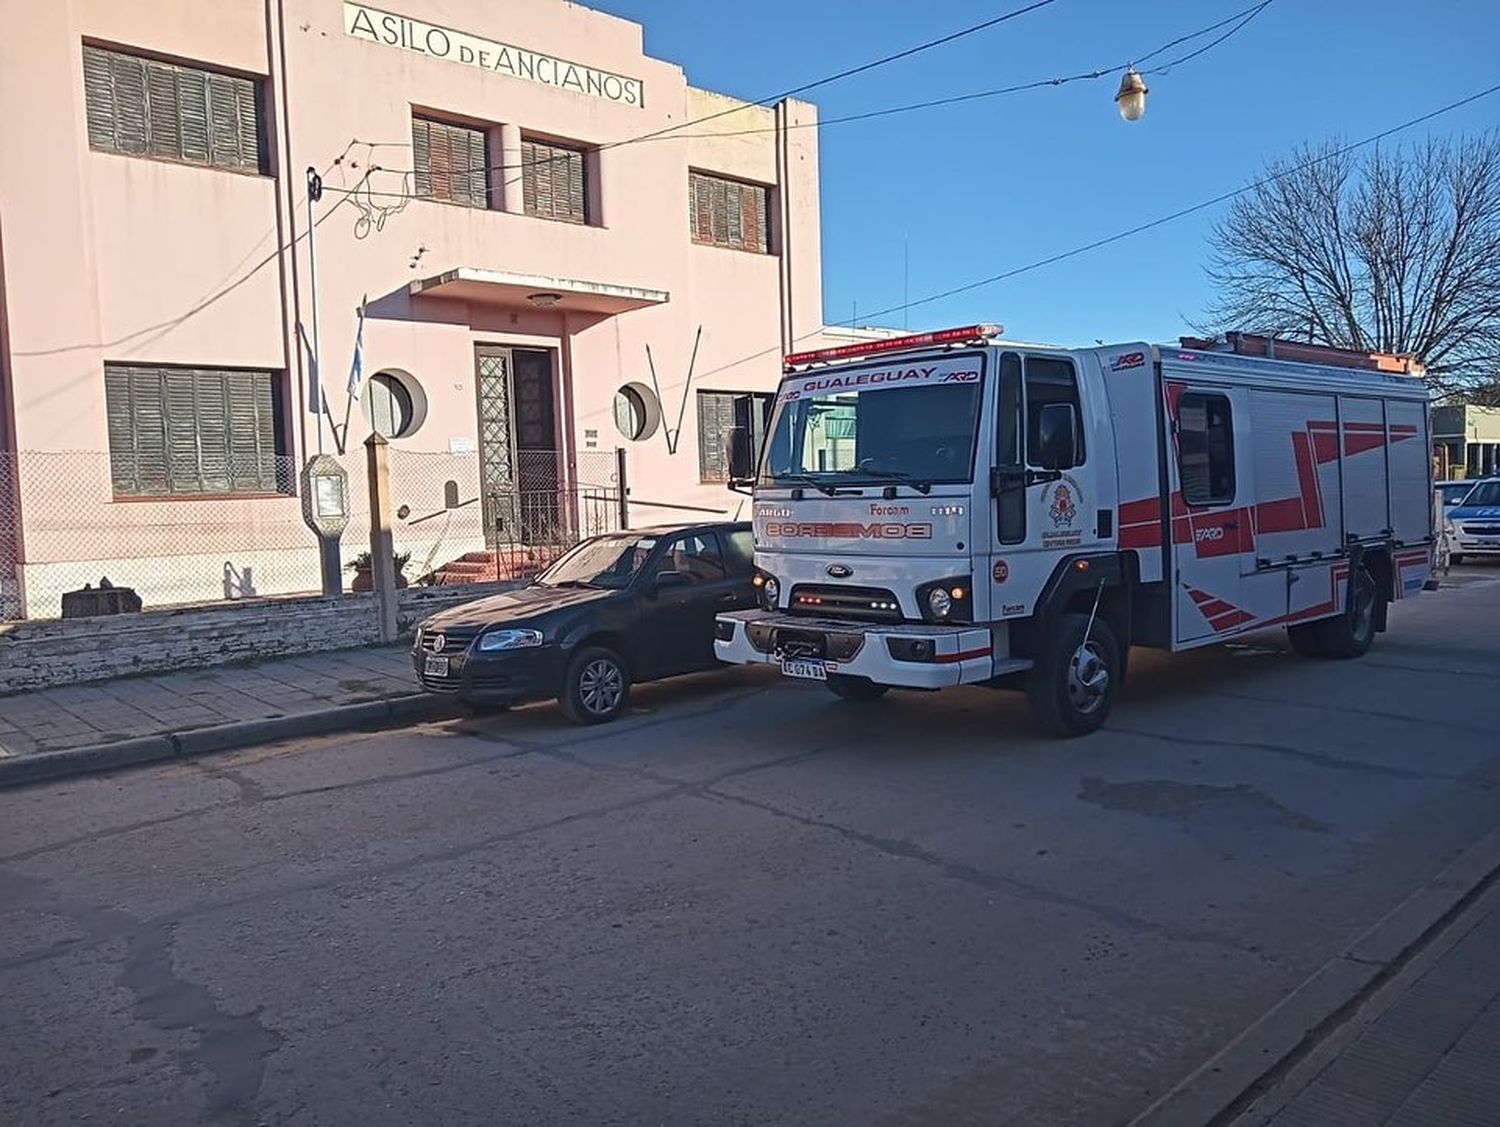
[639,532,743,675]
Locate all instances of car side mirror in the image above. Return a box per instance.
[1035,402,1079,470]
[653,570,687,592]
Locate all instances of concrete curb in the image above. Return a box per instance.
[0,694,465,790]
[1130,825,1500,1127]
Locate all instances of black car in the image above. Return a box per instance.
[413,522,757,723]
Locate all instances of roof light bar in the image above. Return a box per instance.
[785,324,1002,368]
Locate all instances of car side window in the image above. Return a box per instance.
[722,529,756,576]
[659,533,726,584]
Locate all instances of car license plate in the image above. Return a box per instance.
[423,654,450,678]
[781,658,827,681]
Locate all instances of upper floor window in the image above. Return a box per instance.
[105,364,290,498]
[522,137,588,224]
[697,390,774,483]
[690,171,770,253]
[412,115,489,208]
[83,44,267,173]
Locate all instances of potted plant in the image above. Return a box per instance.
[348,550,411,592]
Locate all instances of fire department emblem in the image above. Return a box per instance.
[1048,484,1078,528]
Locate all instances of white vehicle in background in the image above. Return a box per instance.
[714,327,1434,735]
[1443,477,1500,565]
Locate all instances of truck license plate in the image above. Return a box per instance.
[424,655,450,678]
[780,659,827,681]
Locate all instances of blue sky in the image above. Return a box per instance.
[598,0,1498,347]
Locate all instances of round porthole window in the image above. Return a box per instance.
[363,369,428,439]
[612,382,661,442]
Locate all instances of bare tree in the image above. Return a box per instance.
[1203,134,1500,397]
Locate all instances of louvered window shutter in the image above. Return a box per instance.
[412,117,432,198]
[83,46,263,171]
[177,68,211,164]
[697,392,737,481]
[83,47,117,149]
[413,117,487,207]
[689,172,770,252]
[467,128,488,207]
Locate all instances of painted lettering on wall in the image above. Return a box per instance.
[343,3,644,107]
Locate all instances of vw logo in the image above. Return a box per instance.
[431,634,446,653]
[826,563,853,578]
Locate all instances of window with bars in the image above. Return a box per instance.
[698,390,773,482]
[521,137,588,224]
[690,172,771,253]
[104,365,289,498]
[82,45,267,173]
[412,115,490,208]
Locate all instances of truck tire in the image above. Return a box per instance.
[1314,564,1378,659]
[1026,612,1119,737]
[559,646,631,724]
[825,674,889,702]
[1286,622,1325,657]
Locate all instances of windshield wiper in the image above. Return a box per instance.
[835,465,933,494]
[768,472,849,497]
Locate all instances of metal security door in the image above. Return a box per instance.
[475,347,518,549]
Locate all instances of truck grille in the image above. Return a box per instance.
[788,584,903,623]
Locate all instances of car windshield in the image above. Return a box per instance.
[760,355,984,488]
[536,533,659,589]
[1440,483,1475,506]
[1459,482,1500,507]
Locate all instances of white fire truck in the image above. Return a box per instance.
[713,326,1434,735]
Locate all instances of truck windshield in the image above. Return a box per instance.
[760,356,984,488]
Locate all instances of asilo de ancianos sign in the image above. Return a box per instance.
[344,2,645,107]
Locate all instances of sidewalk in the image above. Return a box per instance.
[1233,877,1500,1127]
[0,645,457,787]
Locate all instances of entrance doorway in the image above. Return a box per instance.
[474,345,562,548]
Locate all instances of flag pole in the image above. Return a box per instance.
[305,167,340,453]
[339,294,367,450]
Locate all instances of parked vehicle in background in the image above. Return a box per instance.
[714,328,1434,736]
[1444,478,1500,565]
[1436,480,1478,509]
[413,522,757,723]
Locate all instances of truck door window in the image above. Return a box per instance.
[1024,357,1085,469]
[997,351,1026,544]
[1177,392,1235,505]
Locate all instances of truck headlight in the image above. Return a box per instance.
[478,628,544,652]
[927,587,953,618]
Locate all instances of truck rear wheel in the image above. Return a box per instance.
[825,674,889,702]
[1026,613,1119,737]
[1314,564,1378,659]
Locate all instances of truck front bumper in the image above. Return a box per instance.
[714,610,1031,690]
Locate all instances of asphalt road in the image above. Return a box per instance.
[4,572,1500,1126]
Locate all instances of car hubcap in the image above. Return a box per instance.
[1067,642,1110,715]
[579,659,623,715]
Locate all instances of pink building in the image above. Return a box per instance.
[0,0,828,618]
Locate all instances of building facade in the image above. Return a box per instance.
[0,0,825,617]
[1432,405,1500,480]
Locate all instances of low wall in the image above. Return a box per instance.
[0,582,518,694]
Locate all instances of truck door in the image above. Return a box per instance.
[988,351,1103,616]
[1169,384,1255,644]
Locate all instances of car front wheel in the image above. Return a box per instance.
[560,646,631,724]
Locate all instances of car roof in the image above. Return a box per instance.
[613,520,751,534]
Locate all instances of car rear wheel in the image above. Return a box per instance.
[825,674,888,702]
[560,646,631,724]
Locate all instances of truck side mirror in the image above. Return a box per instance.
[1036,402,1079,470]
[725,425,755,484]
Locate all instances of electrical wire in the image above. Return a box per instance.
[319,0,1273,192]
[677,80,1500,385]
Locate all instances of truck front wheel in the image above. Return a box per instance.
[825,674,889,702]
[1026,613,1120,737]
